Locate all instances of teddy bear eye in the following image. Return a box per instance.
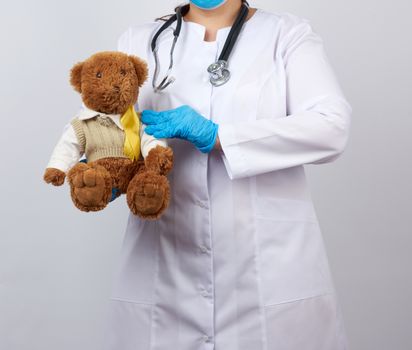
[120,69,126,76]
[96,72,102,78]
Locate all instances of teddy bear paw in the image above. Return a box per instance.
[43,168,66,186]
[127,171,170,220]
[67,163,112,212]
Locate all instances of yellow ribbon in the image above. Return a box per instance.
[120,105,140,161]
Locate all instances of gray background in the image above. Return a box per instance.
[0,0,410,349]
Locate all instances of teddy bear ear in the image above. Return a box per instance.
[70,61,84,93]
[128,55,148,87]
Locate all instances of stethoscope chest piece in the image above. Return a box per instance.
[207,60,230,87]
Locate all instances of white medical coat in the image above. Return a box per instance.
[102,8,352,350]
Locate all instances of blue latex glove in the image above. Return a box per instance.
[141,105,219,153]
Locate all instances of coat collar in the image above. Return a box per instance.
[77,105,123,130]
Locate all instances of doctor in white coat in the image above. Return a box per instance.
[103,0,352,349]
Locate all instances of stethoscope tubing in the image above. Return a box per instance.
[151,0,250,91]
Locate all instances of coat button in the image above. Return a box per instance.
[202,334,211,342]
[195,199,209,209]
[198,285,211,298]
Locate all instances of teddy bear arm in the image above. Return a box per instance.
[140,127,173,176]
[145,145,174,176]
[44,168,66,186]
[45,122,84,185]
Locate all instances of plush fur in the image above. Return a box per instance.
[127,170,171,220]
[43,51,173,219]
[145,145,174,176]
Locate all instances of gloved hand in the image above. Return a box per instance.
[141,105,219,153]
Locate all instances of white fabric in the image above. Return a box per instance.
[46,105,167,172]
[46,122,83,173]
[102,8,351,350]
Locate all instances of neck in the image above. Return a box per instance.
[184,0,244,31]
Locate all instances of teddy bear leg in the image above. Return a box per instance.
[67,162,112,212]
[126,169,171,220]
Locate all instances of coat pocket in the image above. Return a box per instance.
[253,197,334,306]
[101,299,153,350]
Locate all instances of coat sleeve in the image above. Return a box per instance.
[218,16,352,180]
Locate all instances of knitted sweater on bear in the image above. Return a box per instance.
[71,115,138,163]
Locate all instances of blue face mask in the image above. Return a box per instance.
[190,0,227,10]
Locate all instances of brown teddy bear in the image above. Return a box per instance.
[43,51,173,220]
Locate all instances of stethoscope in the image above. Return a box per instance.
[151,0,250,92]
